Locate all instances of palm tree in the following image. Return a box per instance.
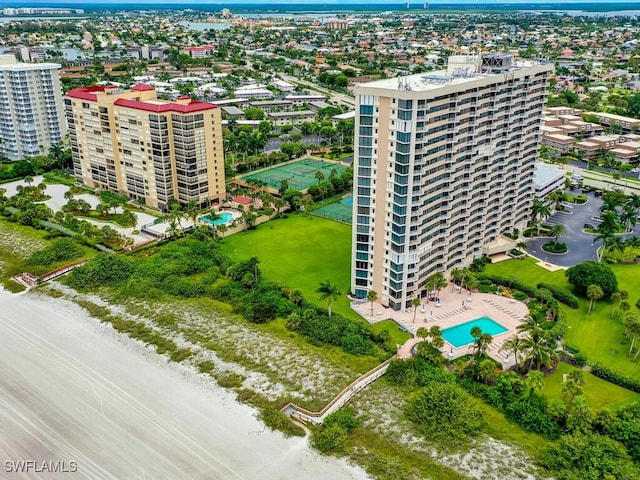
[587,284,604,314]
[549,223,567,245]
[412,297,421,322]
[601,194,620,214]
[626,193,640,218]
[620,204,638,233]
[366,290,378,316]
[526,370,545,397]
[460,267,473,294]
[167,202,184,234]
[562,379,583,402]
[450,268,463,291]
[470,326,492,359]
[531,198,551,234]
[521,327,557,371]
[316,280,341,317]
[315,170,325,185]
[624,313,640,358]
[433,272,448,298]
[24,175,34,187]
[516,240,528,254]
[185,199,200,226]
[501,335,525,368]
[606,236,626,257]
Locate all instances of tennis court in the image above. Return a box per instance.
[314,195,353,224]
[239,158,348,192]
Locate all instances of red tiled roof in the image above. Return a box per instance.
[113,98,217,113]
[184,45,215,51]
[131,83,155,91]
[66,85,110,101]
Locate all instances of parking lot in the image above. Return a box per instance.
[526,190,640,267]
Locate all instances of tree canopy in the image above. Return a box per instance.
[565,261,618,298]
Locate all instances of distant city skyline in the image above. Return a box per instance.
[5,0,640,4]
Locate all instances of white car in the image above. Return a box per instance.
[631,168,640,174]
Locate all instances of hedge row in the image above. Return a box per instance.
[536,282,580,309]
[477,274,537,298]
[591,362,640,393]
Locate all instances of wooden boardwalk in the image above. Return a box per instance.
[281,356,396,425]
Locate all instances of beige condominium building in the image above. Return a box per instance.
[65,84,225,210]
[0,54,66,160]
[351,54,552,310]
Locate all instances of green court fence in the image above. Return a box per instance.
[240,158,348,192]
[313,201,353,224]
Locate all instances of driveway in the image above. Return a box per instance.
[526,191,640,267]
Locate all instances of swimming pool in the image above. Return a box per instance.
[200,212,233,226]
[343,197,353,205]
[441,317,507,348]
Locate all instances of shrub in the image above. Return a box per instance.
[478,284,498,293]
[573,352,587,368]
[28,237,84,266]
[323,409,359,433]
[476,274,537,298]
[513,290,528,301]
[542,433,639,480]
[313,424,349,454]
[536,282,580,309]
[406,382,484,447]
[542,241,568,253]
[590,363,640,393]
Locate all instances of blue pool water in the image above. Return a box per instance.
[441,317,508,348]
[201,212,233,225]
[343,197,353,205]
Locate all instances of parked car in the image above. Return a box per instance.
[584,223,595,229]
[594,190,604,197]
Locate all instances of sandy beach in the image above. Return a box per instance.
[0,288,369,479]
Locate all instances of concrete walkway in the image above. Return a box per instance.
[353,286,530,369]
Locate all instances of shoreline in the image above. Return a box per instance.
[0,287,369,479]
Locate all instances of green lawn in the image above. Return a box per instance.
[542,362,640,410]
[221,213,357,319]
[220,213,412,351]
[371,319,411,346]
[485,258,640,378]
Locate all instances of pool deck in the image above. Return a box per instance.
[352,284,528,368]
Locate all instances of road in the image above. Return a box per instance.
[0,289,368,480]
[561,162,640,196]
[280,74,355,108]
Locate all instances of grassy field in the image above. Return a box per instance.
[220,213,411,343]
[485,257,640,377]
[542,362,640,410]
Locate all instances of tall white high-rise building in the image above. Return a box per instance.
[0,55,66,160]
[351,55,553,310]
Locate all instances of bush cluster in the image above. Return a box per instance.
[27,237,84,266]
[68,235,378,356]
[536,282,580,309]
[590,363,640,393]
[542,241,568,254]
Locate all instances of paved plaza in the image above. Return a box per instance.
[353,284,529,368]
